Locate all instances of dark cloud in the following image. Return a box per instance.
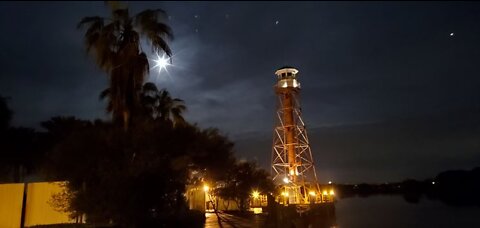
[237,108,480,183]
[1,2,480,182]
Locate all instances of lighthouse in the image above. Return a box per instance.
[271,66,323,205]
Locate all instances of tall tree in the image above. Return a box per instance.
[78,3,173,130]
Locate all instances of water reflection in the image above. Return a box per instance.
[205,203,337,228]
[205,196,480,228]
[336,195,480,228]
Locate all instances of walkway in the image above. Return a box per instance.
[204,211,265,228]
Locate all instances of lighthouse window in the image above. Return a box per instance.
[287,72,292,76]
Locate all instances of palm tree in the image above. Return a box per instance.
[140,82,186,126]
[78,3,173,130]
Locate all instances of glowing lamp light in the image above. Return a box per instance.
[432,181,435,185]
[309,191,316,196]
[252,191,260,199]
[283,177,290,184]
[328,181,332,185]
[282,192,289,197]
[203,184,209,192]
[322,190,328,195]
[329,190,335,196]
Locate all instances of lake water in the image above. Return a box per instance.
[205,195,480,228]
[335,195,480,228]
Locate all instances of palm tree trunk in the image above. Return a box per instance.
[123,111,129,131]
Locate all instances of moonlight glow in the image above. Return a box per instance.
[151,53,171,74]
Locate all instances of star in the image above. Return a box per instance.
[194,14,199,19]
[275,20,279,25]
[450,32,455,37]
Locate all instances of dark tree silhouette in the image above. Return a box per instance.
[0,95,12,131]
[216,160,275,212]
[0,96,43,183]
[43,115,237,226]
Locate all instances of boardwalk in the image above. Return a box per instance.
[204,212,265,228]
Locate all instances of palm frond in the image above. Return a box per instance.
[134,9,173,57]
[99,88,110,100]
[77,16,104,29]
[142,82,158,93]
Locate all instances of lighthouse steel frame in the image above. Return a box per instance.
[271,67,321,205]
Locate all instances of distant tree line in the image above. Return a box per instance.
[335,167,480,207]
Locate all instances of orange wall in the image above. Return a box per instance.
[24,182,75,226]
[0,181,79,227]
[0,183,24,228]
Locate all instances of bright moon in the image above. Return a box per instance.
[151,53,171,74]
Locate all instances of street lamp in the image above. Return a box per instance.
[252,191,260,199]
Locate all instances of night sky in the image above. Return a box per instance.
[1,2,479,183]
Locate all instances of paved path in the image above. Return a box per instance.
[204,212,265,228]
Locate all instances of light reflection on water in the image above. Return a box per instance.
[205,196,480,228]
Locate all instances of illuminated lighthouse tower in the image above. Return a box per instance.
[271,66,321,205]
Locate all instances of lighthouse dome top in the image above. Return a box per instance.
[275,66,299,76]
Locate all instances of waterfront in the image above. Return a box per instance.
[205,196,480,228]
[336,195,480,227]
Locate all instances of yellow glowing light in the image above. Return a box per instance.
[289,170,294,175]
[328,181,332,185]
[283,192,289,197]
[309,191,316,196]
[252,191,260,199]
[253,207,262,214]
[322,190,328,195]
[203,185,209,192]
[329,190,335,195]
[293,79,298,87]
[283,177,289,184]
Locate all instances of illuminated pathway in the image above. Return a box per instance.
[204,212,265,228]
